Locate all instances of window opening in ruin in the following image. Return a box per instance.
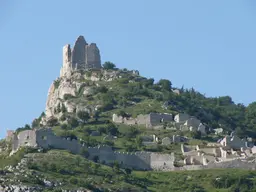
[26,136,29,140]
[42,136,47,140]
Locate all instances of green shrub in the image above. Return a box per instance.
[103,61,116,70]
[53,79,60,89]
[63,94,75,100]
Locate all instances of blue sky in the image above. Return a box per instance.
[0,0,256,138]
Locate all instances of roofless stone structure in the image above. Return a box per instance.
[60,35,101,77]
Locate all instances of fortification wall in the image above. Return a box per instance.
[136,114,150,126]
[14,130,37,151]
[114,151,150,170]
[150,153,175,170]
[205,159,256,170]
[88,145,115,164]
[87,146,151,170]
[36,129,83,154]
[173,159,256,171]
[87,146,174,170]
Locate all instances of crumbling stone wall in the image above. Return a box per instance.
[86,43,101,69]
[174,113,190,123]
[12,129,84,154]
[205,159,256,170]
[60,36,101,77]
[116,151,151,170]
[220,135,247,149]
[36,129,83,154]
[87,145,174,170]
[112,113,173,128]
[12,130,37,151]
[150,153,175,170]
[148,113,173,127]
[136,114,149,126]
[71,36,87,70]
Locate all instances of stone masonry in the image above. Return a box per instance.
[60,36,101,77]
[10,129,175,171]
[112,112,173,129]
[8,128,256,171]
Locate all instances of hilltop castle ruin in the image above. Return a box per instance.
[60,36,101,77]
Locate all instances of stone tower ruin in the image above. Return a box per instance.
[60,35,101,77]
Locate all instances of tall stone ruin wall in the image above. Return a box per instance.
[61,36,101,77]
[12,130,37,151]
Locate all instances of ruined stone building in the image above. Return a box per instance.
[12,129,82,154]
[219,135,248,150]
[60,36,101,77]
[112,112,207,135]
[112,112,173,129]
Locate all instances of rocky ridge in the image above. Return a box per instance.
[41,68,140,125]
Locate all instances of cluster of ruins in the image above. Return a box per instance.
[180,132,256,167]
[5,127,256,171]
[112,112,207,135]
[3,36,255,171]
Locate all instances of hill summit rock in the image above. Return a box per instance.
[41,36,139,125]
[2,35,256,192]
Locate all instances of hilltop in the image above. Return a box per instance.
[1,36,256,192]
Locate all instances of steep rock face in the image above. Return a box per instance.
[42,70,122,124]
[42,35,140,125]
[44,77,81,120]
[45,79,76,118]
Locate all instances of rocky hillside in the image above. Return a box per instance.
[1,145,256,192]
[41,68,140,126]
[37,63,256,141]
[1,36,256,191]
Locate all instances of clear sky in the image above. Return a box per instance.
[0,0,256,138]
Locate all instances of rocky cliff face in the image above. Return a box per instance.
[41,35,141,126]
[0,153,97,192]
[41,69,125,125]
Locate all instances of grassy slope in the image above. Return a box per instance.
[1,149,256,192]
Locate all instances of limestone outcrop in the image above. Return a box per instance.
[42,36,104,123]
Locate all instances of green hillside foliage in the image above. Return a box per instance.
[31,66,256,145]
[1,149,256,192]
[6,65,256,191]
